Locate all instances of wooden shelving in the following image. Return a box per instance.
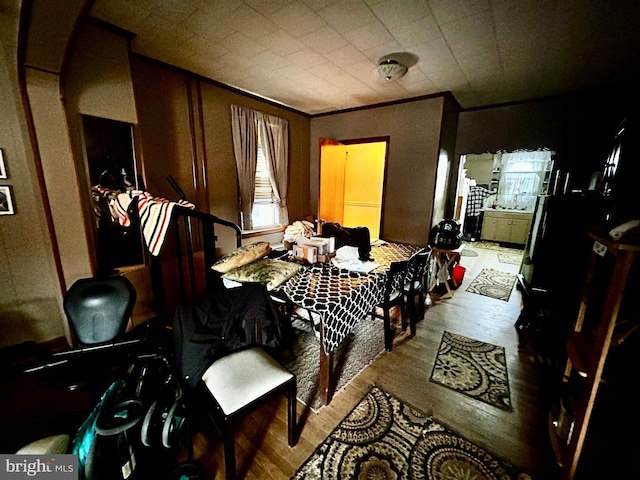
[564,332,592,378]
[554,227,640,479]
[548,409,566,467]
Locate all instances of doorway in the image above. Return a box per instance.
[454,150,554,242]
[319,138,388,240]
[82,115,144,273]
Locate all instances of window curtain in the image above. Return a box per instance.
[257,111,290,225]
[231,105,259,230]
[498,150,550,196]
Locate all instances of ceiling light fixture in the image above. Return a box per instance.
[378,59,408,81]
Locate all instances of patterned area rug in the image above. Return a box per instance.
[282,315,396,412]
[472,241,523,253]
[430,331,512,411]
[460,248,478,257]
[466,268,517,301]
[292,386,528,479]
[498,252,523,265]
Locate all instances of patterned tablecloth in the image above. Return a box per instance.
[278,242,420,354]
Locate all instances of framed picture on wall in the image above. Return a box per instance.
[0,149,6,179]
[0,186,15,215]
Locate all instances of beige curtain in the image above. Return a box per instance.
[258,112,290,225]
[230,105,258,230]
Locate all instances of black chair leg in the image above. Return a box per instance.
[418,290,425,319]
[383,310,393,351]
[288,378,297,447]
[223,423,236,480]
[409,306,418,336]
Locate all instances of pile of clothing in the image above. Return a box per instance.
[283,220,316,246]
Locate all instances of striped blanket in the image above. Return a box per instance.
[108,190,194,256]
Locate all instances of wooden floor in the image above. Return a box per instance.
[190,242,564,479]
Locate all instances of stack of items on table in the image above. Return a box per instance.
[293,236,336,263]
[282,218,337,264]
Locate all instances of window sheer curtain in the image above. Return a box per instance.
[498,150,550,202]
[258,112,289,226]
[231,105,289,230]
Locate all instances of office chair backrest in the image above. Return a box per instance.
[64,276,137,346]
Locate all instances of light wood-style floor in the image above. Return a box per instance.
[190,243,562,479]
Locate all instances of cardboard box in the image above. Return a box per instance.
[317,252,336,263]
[293,244,317,263]
[307,238,330,255]
[311,236,335,253]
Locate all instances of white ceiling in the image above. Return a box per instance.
[90,0,640,115]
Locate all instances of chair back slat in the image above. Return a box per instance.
[382,259,409,305]
[405,247,432,294]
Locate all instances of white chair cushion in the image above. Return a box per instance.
[16,434,70,454]
[201,347,293,416]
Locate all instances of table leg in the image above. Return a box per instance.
[319,322,334,406]
[432,251,461,299]
[429,255,443,293]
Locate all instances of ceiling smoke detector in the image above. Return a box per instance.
[378,59,408,81]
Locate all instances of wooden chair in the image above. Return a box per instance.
[200,347,297,480]
[372,260,409,351]
[403,247,432,334]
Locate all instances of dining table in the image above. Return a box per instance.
[275,241,422,406]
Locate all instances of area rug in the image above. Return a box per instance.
[430,331,512,411]
[291,385,528,479]
[466,268,517,302]
[473,241,523,254]
[460,248,478,257]
[498,252,522,265]
[281,315,394,412]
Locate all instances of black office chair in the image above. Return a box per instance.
[372,259,409,351]
[403,247,432,334]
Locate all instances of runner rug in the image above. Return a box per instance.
[430,331,512,411]
[291,386,528,479]
[466,267,517,301]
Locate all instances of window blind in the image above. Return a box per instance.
[255,131,274,202]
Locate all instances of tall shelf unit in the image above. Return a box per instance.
[548,227,640,479]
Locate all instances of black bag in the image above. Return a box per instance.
[321,222,372,261]
[432,219,463,249]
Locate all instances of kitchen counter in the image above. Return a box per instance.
[483,207,533,214]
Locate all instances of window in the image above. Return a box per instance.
[251,127,279,229]
[497,150,553,210]
[230,104,289,231]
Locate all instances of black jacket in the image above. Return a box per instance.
[172,283,291,386]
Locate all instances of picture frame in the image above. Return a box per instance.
[0,185,15,215]
[0,148,6,179]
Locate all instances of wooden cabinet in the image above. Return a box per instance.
[480,210,532,245]
[549,228,640,479]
